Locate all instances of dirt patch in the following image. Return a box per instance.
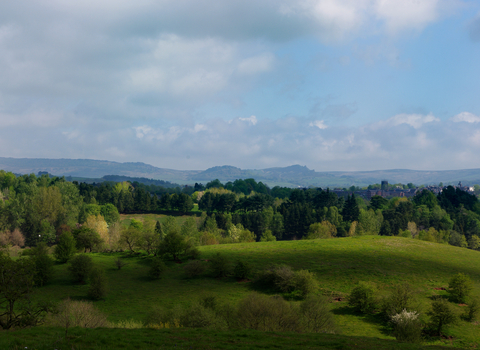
[333,297,344,302]
[458,304,467,306]
[237,279,251,283]
[434,287,446,290]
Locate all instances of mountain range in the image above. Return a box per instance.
[1,157,480,188]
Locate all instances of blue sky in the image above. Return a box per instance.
[0,0,479,172]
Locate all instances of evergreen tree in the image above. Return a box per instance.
[54,231,77,263]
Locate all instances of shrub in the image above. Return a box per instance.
[184,260,206,278]
[448,273,473,303]
[300,295,337,333]
[236,293,299,332]
[88,266,108,300]
[255,264,296,292]
[149,257,166,279]
[144,306,183,328]
[68,254,93,284]
[348,281,377,313]
[381,283,418,320]
[427,297,456,335]
[114,257,127,270]
[293,270,318,298]
[209,253,231,278]
[51,298,108,336]
[233,260,252,280]
[180,303,218,328]
[390,309,423,343]
[30,242,54,286]
[463,298,480,322]
[54,231,77,263]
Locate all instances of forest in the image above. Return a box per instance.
[1,169,480,252]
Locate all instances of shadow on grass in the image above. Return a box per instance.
[332,305,392,337]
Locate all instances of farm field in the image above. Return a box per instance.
[9,235,479,349]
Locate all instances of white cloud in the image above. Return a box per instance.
[238,115,258,125]
[374,0,440,34]
[309,120,328,129]
[451,111,480,123]
[372,113,439,130]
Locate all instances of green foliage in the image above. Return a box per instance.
[148,257,166,280]
[348,282,377,314]
[54,231,77,263]
[300,295,337,333]
[157,231,187,260]
[463,298,480,322]
[100,203,120,225]
[29,242,54,286]
[73,227,102,253]
[390,309,423,343]
[254,264,317,298]
[180,303,218,328]
[259,229,276,242]
[114,257,127,270]
[381,283,418,320]
[120,226,142,252]
[448,273,473,303]
[208,252,231,278]
[68,254,93,284]
[183,260,206,278]
[129,218,143,230]
[293,269,318,298]
[235,293,299,332]
[0,252,51,330]
[88,266,108,300]
[427,297,457,335]
[233,260,252,280]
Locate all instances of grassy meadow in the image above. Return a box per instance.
[3,232,480,349]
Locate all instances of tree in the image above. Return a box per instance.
[88,266,108,300]
[84,215,109,246]
[100,203,120,225]
[157,231,187,260]
[448,273,473,303]
[29,242,54,287]
[119,226,142,252]
[73,227,102,253]
[54,231,77,264]
[68,254,93,284]
[427,298,456,335]
[306,221,336,239]
[0,252,50,329]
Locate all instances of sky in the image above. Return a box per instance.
[1,0,480,172]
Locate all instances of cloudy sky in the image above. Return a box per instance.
[1,0,479,171]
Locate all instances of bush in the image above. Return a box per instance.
[184,260,206,278]
[293,270,318,298]
[381,283,418,320]
[255,264,296,292]
[88,266,108,300]
[114,257,127,270]
[54,231,77,263]
[390,309,423,343]
[68,254,93,284]
[180,303,218,328]
[463,298,480,322]
[50,298,108,336]
[233,260,252,280]
[300,295,337,333]
[348,282,377,313]
[448,273,473,303]
[149,257,166,279]
[209,253,231,278]
[236,293,299,332]
[427,297,456,335]
[30,243,54,286]
[144,306,183,328]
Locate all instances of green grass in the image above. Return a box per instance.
[18,236,480,348]
[0,327,460,350]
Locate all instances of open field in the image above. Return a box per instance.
[4,236,480,348]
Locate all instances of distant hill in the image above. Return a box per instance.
[2,156,480,188]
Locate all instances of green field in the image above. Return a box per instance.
[3,236,480,349]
